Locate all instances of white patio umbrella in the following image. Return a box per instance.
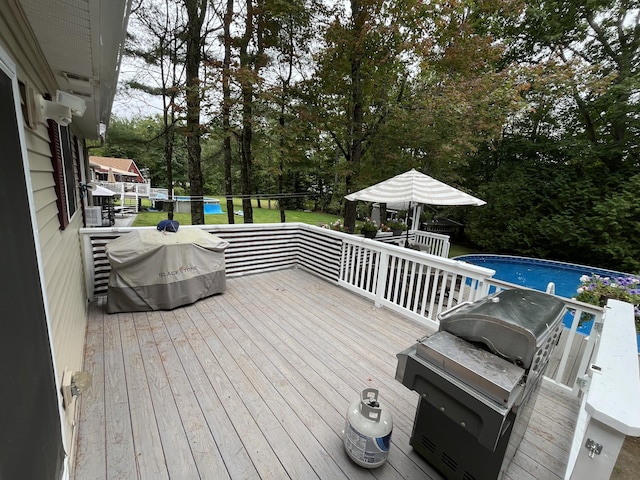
[345,169,486,244]
[345,169,486,206]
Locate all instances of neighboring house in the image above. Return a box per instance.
[90,155,147,183]
[0,1,131,479]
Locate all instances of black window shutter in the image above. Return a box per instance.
[47,119,69,229]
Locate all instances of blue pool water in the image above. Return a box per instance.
[204,204,223,214]
[455,254,632,337]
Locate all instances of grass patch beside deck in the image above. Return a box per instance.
[133,197,340,227]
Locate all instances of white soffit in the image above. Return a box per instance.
[19,0,131,139]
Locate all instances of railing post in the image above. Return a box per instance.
[81,232,95,302]
[441,238,450,258]
[570,311,604,395]
[565,300,640,480]
[374,249,390,307]
[555,309,584,386]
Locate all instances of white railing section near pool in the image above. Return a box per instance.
[338,235,493,329]
[97,181,150,197]
[97,181,152,213]
[149,187,169,200]
[564,300,640,480]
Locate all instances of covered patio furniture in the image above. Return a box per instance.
[106,228,229,313]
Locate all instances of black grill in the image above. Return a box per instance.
[396,288,566,480]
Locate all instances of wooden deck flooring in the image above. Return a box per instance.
[73,268,580,480]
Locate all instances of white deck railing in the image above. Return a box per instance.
[97,181,151,213]
[149,187,169,200]
[79,223,633,393]
[337,235,492,329]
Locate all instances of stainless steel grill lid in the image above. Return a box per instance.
[437,288,566,368]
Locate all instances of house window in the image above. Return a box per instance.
[47,121,78,229]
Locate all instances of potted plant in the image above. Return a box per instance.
[385,219,408,236]
[359,218,379,238]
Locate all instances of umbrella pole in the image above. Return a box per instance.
[405,203,411,248]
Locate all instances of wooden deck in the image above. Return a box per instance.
[73,268,580,480]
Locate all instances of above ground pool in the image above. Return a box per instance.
[454,255,638,349]
[172,196,224,215]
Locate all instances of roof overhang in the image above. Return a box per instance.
[94,166,137,177]
[19,0,132,139]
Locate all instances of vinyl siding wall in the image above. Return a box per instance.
[2,1,90,457]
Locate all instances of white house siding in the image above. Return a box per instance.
[1,1,90,459]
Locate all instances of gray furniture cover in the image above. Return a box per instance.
[106,228,229,313]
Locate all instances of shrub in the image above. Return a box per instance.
[575,274,640,332]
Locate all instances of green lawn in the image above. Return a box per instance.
[133,198,341,227]
[448,243,483,258]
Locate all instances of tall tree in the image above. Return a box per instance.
[237,0,257,223]
[505,0,640,172]
[307,0,521,231]
[222,0,235,224]
[343,0,366,231]
[184,0,208,224]
[123,0,187,219]
[308,0,407,231]
[262,0,321,222]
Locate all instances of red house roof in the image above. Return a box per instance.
[89,156,146,183]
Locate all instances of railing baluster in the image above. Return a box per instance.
[410,259,418,309]
[555,307,582,385]
[354,244,363,289]
[374,249,389,307]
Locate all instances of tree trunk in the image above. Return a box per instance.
[238,0,254,223]
[240,86,254,223]
[165,123,175,220]
[223,0,235,224]
[278,44,293,224]
[184,0,205,225]
[344,0,365,233]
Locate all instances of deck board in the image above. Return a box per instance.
[73,302,106,479]
[119,312,170,479]
[102,311,138,479]
[74,269,579,480]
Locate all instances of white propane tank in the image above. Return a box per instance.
[344,388,393,468]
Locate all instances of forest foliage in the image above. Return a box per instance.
[97,0,640,272]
